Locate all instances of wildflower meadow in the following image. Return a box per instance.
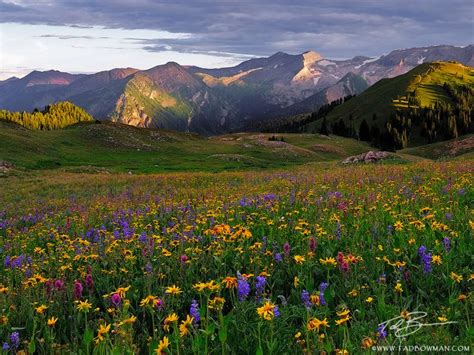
[0,161,472,354]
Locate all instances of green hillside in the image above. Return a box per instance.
[0,121,374,173]
[305,61,474,149]
[325,61,473,123]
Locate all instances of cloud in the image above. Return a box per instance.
[0,0,472,59]
[37,34,110,40]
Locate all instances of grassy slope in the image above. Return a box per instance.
[0,121,374,173]
[309,61,474,130]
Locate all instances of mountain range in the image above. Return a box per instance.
[0,44,472,135]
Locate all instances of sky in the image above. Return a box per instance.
[0,0,473,80]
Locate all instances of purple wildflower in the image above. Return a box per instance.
[85,274,94,290]
[10,332,19,349]
[283,242,291,257]
[2,342,9,351]
[376,324,387,339]
[138,232,147,243]
[301,289,311,308]
[421,252,432,274]
[74,281,83,299]
[54,279,64,291]
[10,255,26,269]
[255,276,266,296]
[273,305,280,318]
[443,237,451,252]
[418,245,427,257]
[274,253,282,263]
[418,245,432,273]
[319,282,328,306]
[190,300,200,324]
[180,255,189,264]
[237,275,250,302]
[111,293,121,308]
[145,262,153,273]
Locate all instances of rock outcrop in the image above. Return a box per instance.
[342,151,390,164]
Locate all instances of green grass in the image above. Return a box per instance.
[0,121,375,173]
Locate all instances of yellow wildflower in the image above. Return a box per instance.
[155,336,170,354]
[47,317,58,327]
[165,285,183,295]
[257,301,276,321]
[294,255,305,264]
[94,323,111,343]
[361,337,375,349]
[450,272,463,283]
[432,255,442,265]
[179,315,193,337]
[307,317,329,332]
[293,276,300,288]
[348,289,358,297]
[319,257,337,267]
[208,296,225,311]
[117,316,137,327]
[222,277,237,289]
[395,282,403,293]
[163,313,179,332]
[76,300,93,312]
[140,295,161,307]
[35,304,48,314]
[394,221,403,231]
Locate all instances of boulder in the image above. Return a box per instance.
[342,151,391,164]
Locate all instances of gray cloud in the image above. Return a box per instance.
[1,0,473,59]
[37,34,110,40]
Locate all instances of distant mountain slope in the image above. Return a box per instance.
[0,45,472,134]
[0,70,85,112]
[283,72,369,115]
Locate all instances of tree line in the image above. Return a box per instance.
[255,95,355,133]
[0,102,93,130]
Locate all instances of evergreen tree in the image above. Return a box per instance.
[359,119,371,141]
[319,118,329,136]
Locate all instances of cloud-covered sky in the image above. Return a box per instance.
[0,0,473,79]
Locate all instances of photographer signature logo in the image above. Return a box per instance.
[379,311,457,338]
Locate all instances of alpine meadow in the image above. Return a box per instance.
[0,1,473,354]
